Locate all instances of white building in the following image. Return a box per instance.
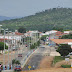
[45,30,57,35]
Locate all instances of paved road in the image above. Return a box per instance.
[23,45,51,71]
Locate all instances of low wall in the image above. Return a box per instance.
[2,70,13,72]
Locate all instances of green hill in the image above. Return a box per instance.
[0,8,72,31]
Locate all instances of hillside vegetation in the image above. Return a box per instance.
[0,8,72,31]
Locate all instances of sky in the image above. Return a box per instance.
[0,0,72,17]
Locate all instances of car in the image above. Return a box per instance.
[40,46,45,48]
[18,54,22,57]
[0,65,7,70]
[69,52,72,55]
[26,45,27,47]
[14,66,22,71]
[12,47,17,51]
[0,64,2,71]
[65,55,70,57]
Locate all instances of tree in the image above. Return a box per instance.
[41,35,48,41]
[0,42,8,52]
[18,27,26,33]
[56,44,72,57]
[61,34,72,39]
[12,59,20,65]
[12,59,16,65]
[15,60,21,65]
[53,27,63,32]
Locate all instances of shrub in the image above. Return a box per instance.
[61,65,71,68]
[15,60,21,65]
[12,59,16,65]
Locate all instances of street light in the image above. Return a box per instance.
[5,30,11,70]
[1,28,8,70]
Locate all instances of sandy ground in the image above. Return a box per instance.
[0,52,16,65]
[22,68,72,72]
[38,56,54,69]
[54,59,72,68]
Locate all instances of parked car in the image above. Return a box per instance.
[65,55,70,57]
[12,47,17,51]
[0,64,2,71]
[26,45,27,47]
[40,46,45,48]
[69,52,72,55]
[14,66,22,71]
[18,54,22,57]
[0,65,7,70]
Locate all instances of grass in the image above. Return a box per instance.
[0,53,2,54]
[53,56,65,65]
[5,51,8,54]
[61,65,71,68]
[5,51,11,54]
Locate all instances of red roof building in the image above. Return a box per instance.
[15,32,24,35]
[55,31,66,38]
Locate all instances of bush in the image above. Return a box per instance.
[15,60,21,64]
[30,40,40,49]
[12,59,16,65]
[12,59,20,65]
[37,41,40,46]
[61,65,71,68]
[30,44,35,49]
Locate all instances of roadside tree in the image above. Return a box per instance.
[56,44,72,57]
[0,42,8,53]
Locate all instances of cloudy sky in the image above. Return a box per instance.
[0,0,72,17]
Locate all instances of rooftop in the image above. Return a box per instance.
[50,39,72,44]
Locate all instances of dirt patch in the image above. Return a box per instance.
[38,56,54,69]
[21,68,72,72]
[0,54,15,65]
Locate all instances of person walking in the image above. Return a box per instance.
[33,65,35,70]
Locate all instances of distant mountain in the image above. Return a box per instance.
[0,16,22,21]
[0,16,11,21]
[0,8,72,31]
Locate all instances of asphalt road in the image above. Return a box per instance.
[23,45,51,71]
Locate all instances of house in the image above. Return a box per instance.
[50,39,72,48]
[55,31,65,39]
[64,31,72,34]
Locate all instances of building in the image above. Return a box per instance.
[50,39,72,48]
[24,30,39,37]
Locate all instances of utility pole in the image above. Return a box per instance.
[7,30,9,70]
[2,28,8,70]
[3,29,5,70]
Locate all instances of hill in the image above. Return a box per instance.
[0,8,72,31]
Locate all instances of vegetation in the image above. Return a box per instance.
[0,42,8,52]
[12,59,21,65]
[61,34,72,39]
[53,56,65,64]
[61,65,71,68]
[18,27,26,33]
[41,35,48,41]
[30,40,40,49]
[1,8,72,31]
[12,59,16,65]
[56,44,72,57]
